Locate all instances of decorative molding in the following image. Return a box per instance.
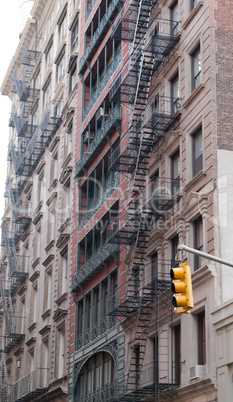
[183,84,205,109]
[42,254,55,267]
[182,1,204,30]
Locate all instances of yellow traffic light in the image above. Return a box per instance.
[170,262,194,314]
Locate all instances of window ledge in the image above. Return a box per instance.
[192,264,214,288]
[41,309,51,320]
[45,240,55,253]
[182,1,204,30]
[32,258,40,269]
[184,170,206,192]
[48,179,58,192]
[55,292,68,305]
[28,322,37,332]
[183,83,205,109]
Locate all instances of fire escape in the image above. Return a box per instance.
[0,339,10,402]
[9,38,61,191]
[107,0,181,400]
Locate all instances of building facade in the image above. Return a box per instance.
[0,0,79,400]
[70,0,233,401]
[2,0,233,401]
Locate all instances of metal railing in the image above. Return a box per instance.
[83,49,122,119]
[76,315,118,350]
[79,174,120,230]
[11,368,48,402]
[76,104,121,177]
[80,0,123,72]
[74,380,120,402]
[72,242,119,290]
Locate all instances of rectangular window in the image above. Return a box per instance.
[46,43,53,68]
[33,69,40,90]
[174,324,181,384]
[193,127,203,176]
[61,252,68,295]
[57,55,65,82]
[32,104,39,127]
[69,62,77,93]
[59,14,67,42]
[44,271,52,311]
[58,328,65,377]
[197,310,206,365]
[44,80,51,109]
[194,217,203,270]
[192,45,201,91]
[191,0,199,11]
[170,1,179,36]
[71,18,79,51]
[50,154,58,185]
[171,150,180,194]
[171,73,179,113]
[171,234,179,267]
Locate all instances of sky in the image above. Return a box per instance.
[0,1,22,221]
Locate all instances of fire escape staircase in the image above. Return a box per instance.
[0,342,10,402]
[0,275,24,353]
[2,222,28,292]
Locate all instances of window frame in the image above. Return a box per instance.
[170,1,179,37]
[171,149,180,195]
[191,44,201,91]
[192,126,203,176]
[194,216,203,271]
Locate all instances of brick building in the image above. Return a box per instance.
[70,0,233,401]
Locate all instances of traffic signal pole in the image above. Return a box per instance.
[178,244,233,268]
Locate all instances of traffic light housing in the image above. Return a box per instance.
[170,262,194,314]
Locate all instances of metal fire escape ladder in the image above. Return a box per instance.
[0,340,10,402]
[123,0,158,396]
[2,223,19,277]
[0,276,16,337]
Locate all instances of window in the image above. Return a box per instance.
[194,217,203,270]
[57,55,65,82]
[48,209,56,243]
[43,79,51,109]
[59,14,67,42]
[71,18,79,51]
[61,251,68,295]
[192,126,203,176]
[171,73,179,113]
[57,327,65,377]
[174,323,181,384]
[170,1,179,36]
[33,229,41,260]
[44,270,52,311]
[151,252,158,283]
[37,174,44,205]
[69,62,77,93]
[50,153,58,185]
[32,103,39,127]
[64,119,73,158]
[30,285,38,324]
[192,45,201,91]
[33,69,40,90]
[75,353,116,399]
[171,150,180,194]
[171,234,179,267]
[42,341,49,386]
[197,310,206,365]
[46,43,53,68]
[190,0,199,10]
[63,185,71,220]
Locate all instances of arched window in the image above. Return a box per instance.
[74,352,116,401]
